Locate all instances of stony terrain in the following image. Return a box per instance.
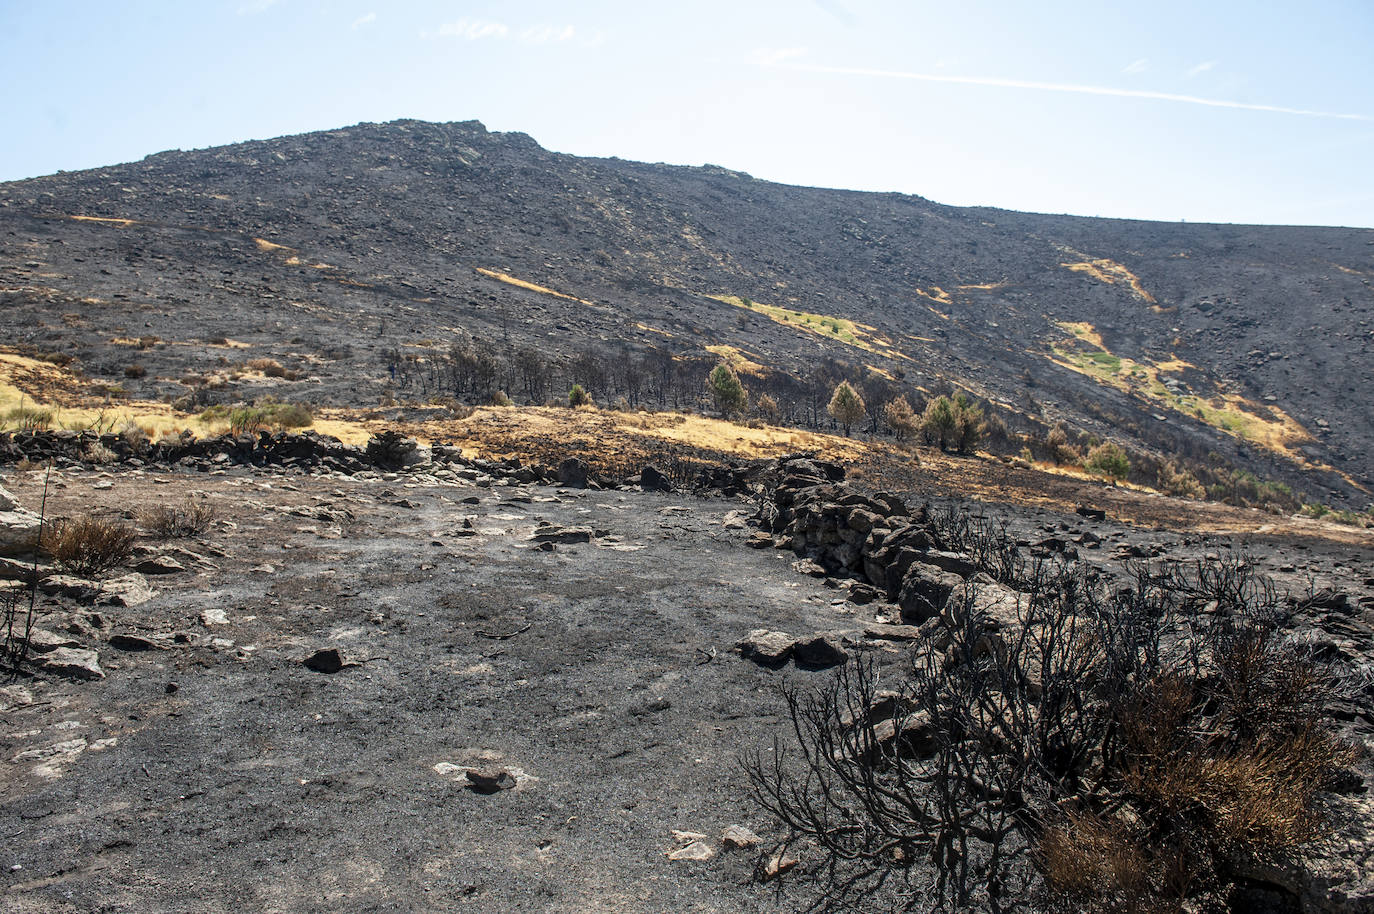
[1,120,1371,506]
[1,443,1372,912]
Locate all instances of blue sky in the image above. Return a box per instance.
[3,1,1371,226]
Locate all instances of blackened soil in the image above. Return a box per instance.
[0,464,1371,913]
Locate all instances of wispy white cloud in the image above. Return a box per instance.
[520,24,576,44]
[237,0,278,14]
[1122,58,1148,75]
[762,61,1371,122]
[351,11,376,30]
[751,47,808,67]
[433,18,509,40]
[424,18,588,45]
[1186,60,1218,78]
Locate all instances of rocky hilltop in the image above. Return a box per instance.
[1,119,1371,506]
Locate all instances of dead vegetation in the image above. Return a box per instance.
[746,523,1356,913]
[42,515,136,579]
[140,499,217,538]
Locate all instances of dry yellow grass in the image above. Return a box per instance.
[710,294,908,360]
[476,268,597,306]
[1048,322,1314,461]
[916,286,954,306]
[69,215,135,228]
[1060,257,1157,303]
[704,345,766,377]
[253,238,293,254]
[389,406,869,465]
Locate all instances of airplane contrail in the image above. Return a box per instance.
[771,62,1372,122]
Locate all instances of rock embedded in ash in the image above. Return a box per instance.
[465,766,516,793]
[530,523,593,544]
[34,647,105,680]
[200,607,230,626]
[847,582,882,605]
[721,825,763,849]
[303,648,344,674]
[761,850,799,881]
[134,555,186,575]
[720,510,750,531]
[109,633,168,652]
[24,629,84,653]
[792,633,849,669]
[97,574,155,608]
[738,629,796,666]
[39,574,99,600]
[0,556,48,583]
[745,531,773,549]
[557,457,589,488]
[666,841,716,862]
[639,464,672,492]
[869,713,937,760]
[1301,588,1351,613]
[1075,505,1107,522]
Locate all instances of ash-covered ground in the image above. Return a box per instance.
[1,462,1371,913]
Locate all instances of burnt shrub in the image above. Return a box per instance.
[140,499,217,538]
[745,531,1354,913]
[43,516,136,579]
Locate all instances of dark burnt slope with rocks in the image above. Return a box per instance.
[1,120,1371,503]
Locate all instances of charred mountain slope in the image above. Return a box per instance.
[1,119,1371,503]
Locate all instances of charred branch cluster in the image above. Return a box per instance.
[745,461,1360,913]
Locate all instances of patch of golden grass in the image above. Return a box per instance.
[957,281,1008,292]
[1048,323,1314,460]
[710,294,907,360]
[1056,321,1106,349]
[638,412,868,461]
[1060,257,1156,303]
[69,215,135,228]
[1153,357,1194,373]
[378,405,868,465]
[704,344,766,376]
[476,268,597,306]
[254,238,293,254]
[635,322,673,337]
[916,286,953,305]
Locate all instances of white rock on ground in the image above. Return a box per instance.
[0,482,41,557]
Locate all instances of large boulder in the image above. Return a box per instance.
[898,563,965,622]
[639,464,673,492]
[557,457,589,488]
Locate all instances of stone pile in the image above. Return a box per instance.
[752,456,983,623]
[0,429,685,493]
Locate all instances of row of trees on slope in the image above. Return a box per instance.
[377,336,1329,510]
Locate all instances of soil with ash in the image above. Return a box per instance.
[1,462,1372,913]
